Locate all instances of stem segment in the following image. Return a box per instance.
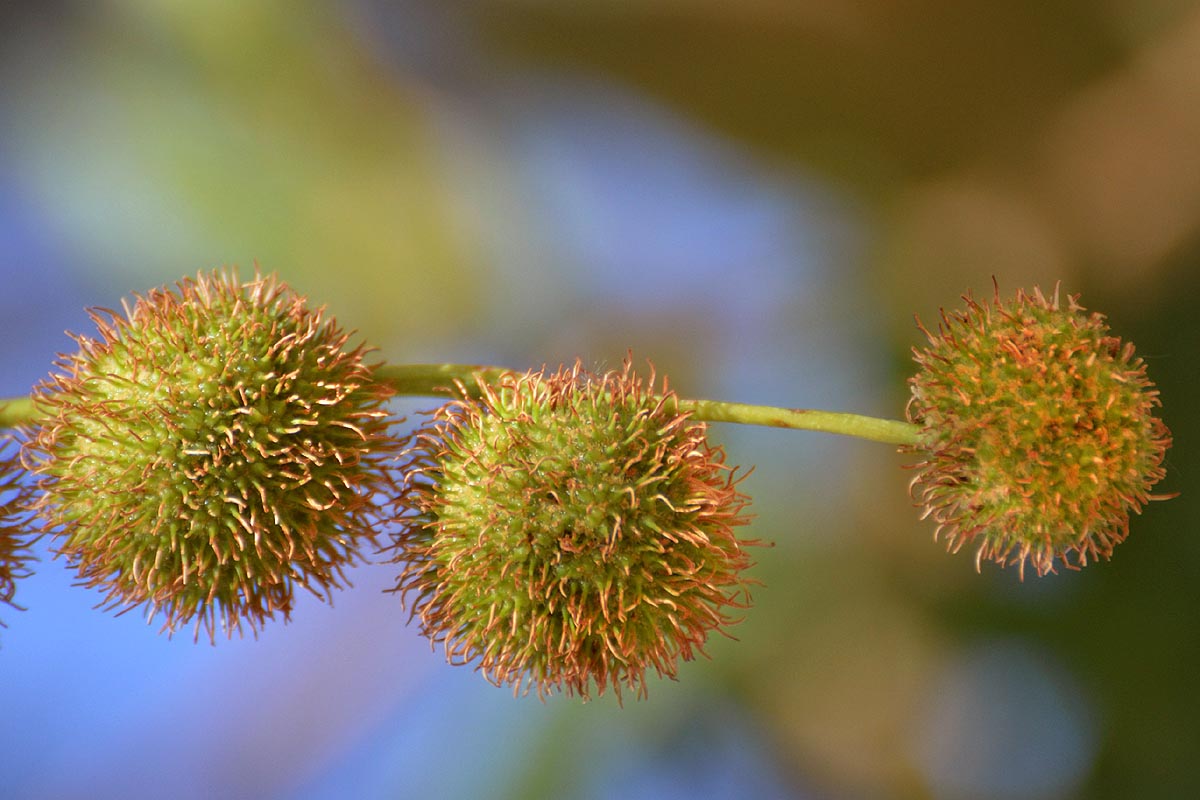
[0,363,921,445]
[678,399,919,446]
[374,364,919,446]
[375,363,511,398]
[0,398,36,429]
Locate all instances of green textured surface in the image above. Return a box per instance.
[29,271,397,639]
[393,362,755,701]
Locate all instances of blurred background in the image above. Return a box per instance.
[0,2,1196,798]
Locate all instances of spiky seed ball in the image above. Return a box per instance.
[392,360,755,701]
[906,284,1172,577]
[29,270,398,639]
[0,432,35,623]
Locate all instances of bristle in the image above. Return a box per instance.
[0,432,36,622]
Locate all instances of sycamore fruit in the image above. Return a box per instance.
[906,285,1172,577]
[28,271,397,639]
[392,360,755,701]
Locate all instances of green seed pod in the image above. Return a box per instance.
[29,270,398,639]
[906,284,1172,577]
[1,432,35,623]
[392,360,755,701]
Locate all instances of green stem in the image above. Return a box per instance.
[375,363,512,398]
[0,397,36,429]
[374,363,919,446]
[677,398,919,446]
[0,363,921,446]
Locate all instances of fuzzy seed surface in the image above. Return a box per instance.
[0,433,34,621]
[31,270,397,638]
[393,361,755,701]
[907,286,1171,576]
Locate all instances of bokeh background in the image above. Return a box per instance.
[0,2,1196,799]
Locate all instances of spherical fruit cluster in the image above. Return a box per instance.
[0,433,34,621]
[392,360,754,701]
[29,270,397,639]
[906,285,1172,577]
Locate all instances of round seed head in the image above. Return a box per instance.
[392,360,755,701]
[906,284,1172,577]
[29,270,399,639]
[1,432,35,623]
